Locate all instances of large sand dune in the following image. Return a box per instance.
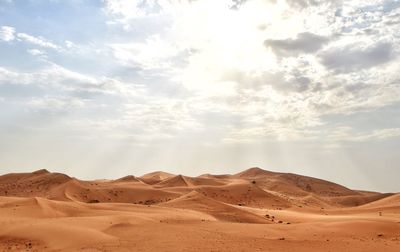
[0,167,399,251]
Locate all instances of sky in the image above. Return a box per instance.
[0,0,399,192]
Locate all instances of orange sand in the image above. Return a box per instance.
[0,167,399,251]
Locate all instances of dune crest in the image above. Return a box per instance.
[139,171,175,185]
[0,168,399,251]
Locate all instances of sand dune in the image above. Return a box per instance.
[155,174,191,187]
[160,190,270,223]
[139,171,175,185]
[154,174,226,188]
[236,167,358,197]
[114,175,143,183]
[0,167,399,251]
[194,182,291,208]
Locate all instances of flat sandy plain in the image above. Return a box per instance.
[0,167,399,251]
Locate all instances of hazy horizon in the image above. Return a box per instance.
[1,0,400,192]
[3,165,400,193]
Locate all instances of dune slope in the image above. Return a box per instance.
[0,167,399,251]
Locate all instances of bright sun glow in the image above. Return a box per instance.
[0,0,399,192]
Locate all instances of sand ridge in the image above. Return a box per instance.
[0,167,399,251]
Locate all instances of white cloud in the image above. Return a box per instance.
[1,25,62,50]
[0,26,15,41]
[0,0,400,192]
[27,48,46,56]
[100,0,400,142]
[110,35,180,69]
[0,64,142,96]
[65,40,76,48]
[17,32,60,50]
[1,0,399,144]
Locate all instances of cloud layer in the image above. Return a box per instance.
[0,0,399,191]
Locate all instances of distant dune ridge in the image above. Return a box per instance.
[0,167,399,251]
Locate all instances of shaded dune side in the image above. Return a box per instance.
[183,176,227,186]
[198,174,233,179]
[326,193,395,207]
[114,175,143,183]
[235,168,357,197]
[0,170,181,204]
[274,173,358,196]
[160,190,270,223]
[355,193,400,209]
[56,179,181,204]
[154,175,226,188]
[0,196,90,218]
[155,175,190,188]
[0,168,396,209]
[0,170,72,198]
[194,182,291,209]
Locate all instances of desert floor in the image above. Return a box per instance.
[0,168,399,251]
